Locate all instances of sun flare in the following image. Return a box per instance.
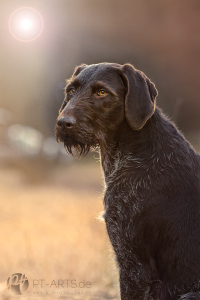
[9,7,43,42]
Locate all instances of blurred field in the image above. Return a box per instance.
[0,161,120,300]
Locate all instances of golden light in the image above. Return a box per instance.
[9,7,43,42]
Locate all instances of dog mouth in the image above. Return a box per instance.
[55,127,99,158]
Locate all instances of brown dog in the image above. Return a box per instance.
[56,63,200,300]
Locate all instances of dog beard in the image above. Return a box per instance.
[60,135,99,158]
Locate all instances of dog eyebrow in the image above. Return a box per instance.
[66,79,80,92]
[91,81,118,96]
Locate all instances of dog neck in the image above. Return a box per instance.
[99,114,154,179]
[99,107,193,182]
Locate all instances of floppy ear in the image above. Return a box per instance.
[73,64,88,76]
[122,64,158,130]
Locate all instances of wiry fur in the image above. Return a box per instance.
[55,63,200,300]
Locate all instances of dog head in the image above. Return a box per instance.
[55,63,158,157]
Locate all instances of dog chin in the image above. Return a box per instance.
[58,134,98,157]
[64,136,90,157]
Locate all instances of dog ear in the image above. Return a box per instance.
[122,64,158,130]
[73,64,88,76]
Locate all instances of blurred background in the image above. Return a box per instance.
[0,0,200,299]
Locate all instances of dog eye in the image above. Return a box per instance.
[68,88,75,95]
[97,90,108,96]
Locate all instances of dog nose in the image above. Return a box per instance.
[57,116,76,130]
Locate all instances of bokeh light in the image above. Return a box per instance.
[9,7,43,42]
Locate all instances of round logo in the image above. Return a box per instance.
[7,273,29,295]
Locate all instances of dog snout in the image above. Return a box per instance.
[57,116,76,130]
